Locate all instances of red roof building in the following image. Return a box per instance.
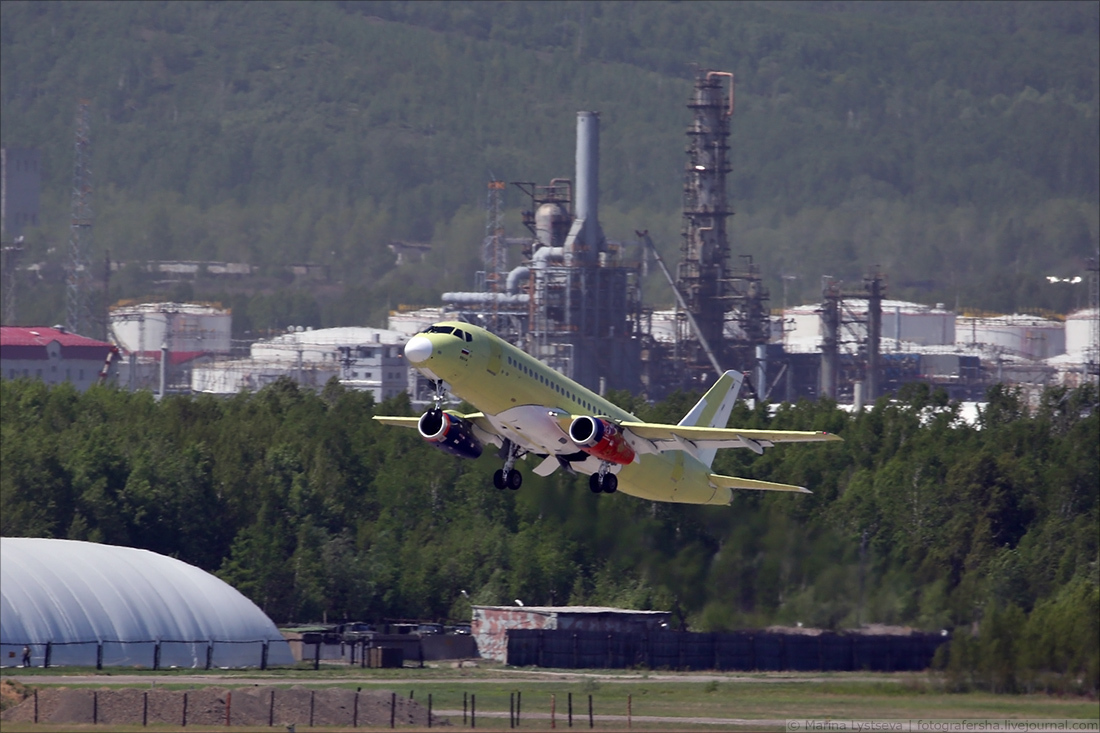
[1,326,118,391]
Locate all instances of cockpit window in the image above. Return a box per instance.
[453,328,466,341]
[425,325,455,335]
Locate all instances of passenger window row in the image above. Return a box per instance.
[505,355,597,414]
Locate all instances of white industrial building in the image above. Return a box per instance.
[192,326,409,401]
[1,326,117,390]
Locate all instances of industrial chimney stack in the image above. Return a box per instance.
[564,111,605,264]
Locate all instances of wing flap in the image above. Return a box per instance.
[709,474,812,494]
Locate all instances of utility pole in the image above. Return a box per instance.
[67,100,93,335]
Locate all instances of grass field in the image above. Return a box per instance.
[2,665,1097,731]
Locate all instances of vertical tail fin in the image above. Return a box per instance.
[678,371,744,468]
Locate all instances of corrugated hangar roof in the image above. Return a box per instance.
[0,538,293,668]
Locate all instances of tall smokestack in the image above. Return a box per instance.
[564,111,604,264]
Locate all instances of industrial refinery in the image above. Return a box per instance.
[8,70,1095,404]
[424,70,776,400]
[387,68,1099,405]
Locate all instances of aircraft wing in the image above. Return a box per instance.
[373,412,502,445]
[709,473,812,494]
[372,416,421,428]
[619,421,842,455]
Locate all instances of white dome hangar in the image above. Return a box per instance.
[1,538,293,669]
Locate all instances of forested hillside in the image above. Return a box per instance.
[2,1,1097,329]
[2,378,1096,690]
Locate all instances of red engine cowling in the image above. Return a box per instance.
[418,409,484,460]
[568,416,636,465]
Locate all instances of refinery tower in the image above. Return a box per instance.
[436,70,771,399]
[443,111,643,396]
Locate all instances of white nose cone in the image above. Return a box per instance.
[404,335,433,364]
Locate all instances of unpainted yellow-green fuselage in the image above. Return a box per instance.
[410,322,732,505]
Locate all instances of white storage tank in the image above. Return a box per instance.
[956,314,1065,359]
[1065,308,1099,357]
[782,304,824,353]
[782,300,955,354]
[110,302,231,355]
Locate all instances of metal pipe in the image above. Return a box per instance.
[706,71,735,117]
[158,342,168,400]
[506,266,530,293]
[442,292,530,305]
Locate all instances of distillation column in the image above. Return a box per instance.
[677,70,734,368]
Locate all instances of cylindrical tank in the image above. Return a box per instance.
[535,203,569,248]
[783,300,956,353]
[1065,308,1099,356]
[881,302,955,346]
[957,315,1065,359]
[110,303,231,355]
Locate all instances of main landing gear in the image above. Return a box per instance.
[589,462,618,494]
[493,439,524,491]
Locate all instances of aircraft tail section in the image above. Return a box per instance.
[678,371,744,468]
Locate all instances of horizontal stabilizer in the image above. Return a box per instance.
[708,474,811,494]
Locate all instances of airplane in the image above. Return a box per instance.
[374,321,843,505]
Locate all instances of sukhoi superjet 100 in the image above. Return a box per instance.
[375,322,842,505]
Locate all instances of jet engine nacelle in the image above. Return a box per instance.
[418,409,484,460]
[568,416,636,465]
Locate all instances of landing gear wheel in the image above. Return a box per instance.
[589,473,604,493]
[493,470,507,490]
[601,474,618,494]
[507,470,523,490]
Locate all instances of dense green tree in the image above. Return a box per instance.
[1,375,1096,691]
